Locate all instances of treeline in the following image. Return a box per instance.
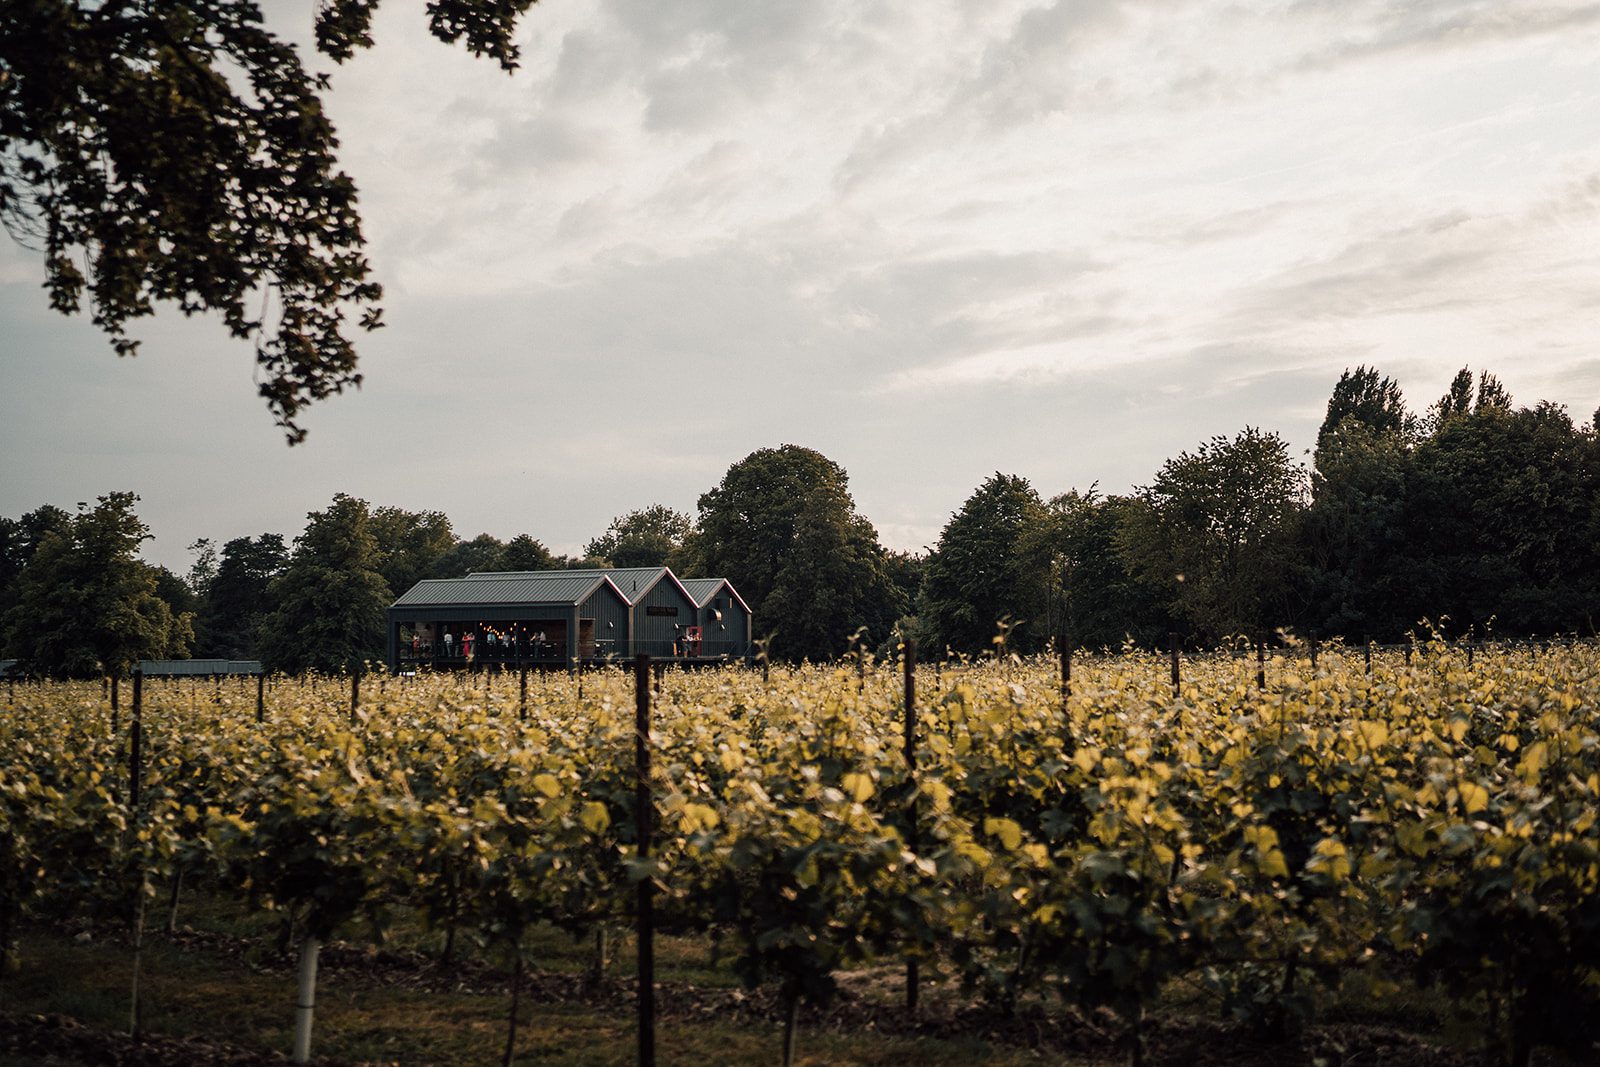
[912,366,1600,654]
[2,364,1596,675]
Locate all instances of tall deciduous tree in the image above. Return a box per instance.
[586,505,693,569]
[370,506,454,594]
[2,493,191,676]
[1017,489,1170,652]
[0,504,72,652]
[1316,365,1412,449]
[1,0,539,440]
[194,533,288,658]
[1301,421,1413,641]
[427,532,507,579]
[258,495,391,673]
[1403,401,1597,636]
[696,445,903,659]
[499,533,557,572]
[920,473,1046,655]
[1119,427,1306,643]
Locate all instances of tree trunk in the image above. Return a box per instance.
[1125,1000,1145,1067]
[0,890,13,1008]
[781,989,800,1067]
[129,884,147,1040]
[292,935,320,1064]
[165,867,184,935]
[502,946,523,1067]
[589,926,609,987]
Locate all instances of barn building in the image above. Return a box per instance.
[680,577,754,655]
[385,567,752,671]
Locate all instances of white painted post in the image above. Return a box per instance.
[293,935,320,1064]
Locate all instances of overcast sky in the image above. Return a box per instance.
[5,0,1600,574]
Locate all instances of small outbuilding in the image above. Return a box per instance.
[384,567,754,671]
[680,578,754,657]
[386,571,631,672]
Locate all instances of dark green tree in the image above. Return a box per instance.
[696,445,904,659]
[185,537,218,601]
[1017,489,1170,651]
[1426,366,1511,431]
[1402,401,1596,636]
[586,505,693,568]
[427,532,507,579]
[763,509,907,661]
[193,533,288,658]
[152,566,201,623]
[920,473,1046,655]
[1316,365,1412,449]
[1,505,74,650]
[258,495,391,673]
[370,506,454,594]
[1301,421,1414,641]
[499,533,557,572]
[2,493,191,676]
[1118,427,1306,643]
[2,0,539,440]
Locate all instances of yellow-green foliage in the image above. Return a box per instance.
[2,641,1597,1061]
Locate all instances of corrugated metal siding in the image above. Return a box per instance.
[631,572,698,655]
[137,659,262,676]
[393,574,605,607]
[581,583,632,660]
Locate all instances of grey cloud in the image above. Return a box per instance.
[1226,211,1498,329]
[641,140,758,217]
[1290,2,1600,74]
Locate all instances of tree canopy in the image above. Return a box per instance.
[257,494,390,673]
[1,0,539,441]
[920,473,1045,655]
[2,493,190,676]
[1119,427,1306,643]
[192,533,288,658]
[696,445,904,660]
[586,505,694,569]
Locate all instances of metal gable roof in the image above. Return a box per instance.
[680,578,752,615]
[465,567,690,605]
[392,573,618,608]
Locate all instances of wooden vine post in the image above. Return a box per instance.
[1060,634,1075,755]
[902,639,919,1015]
[634,654,656,1067]
[1169,632,1180,697]
[129,669,143,810]
[256,673,265,724]
[349,670,360,725]
[110,674,119,734]
[1257,635,1267,691]
[128,668,146,1038]
[519,661,529,722]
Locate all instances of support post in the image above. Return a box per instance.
[634,654,656,1067]
[256,673,265,724]
[293,935,320,1064]
[1169,632,1180,696]
[130,669,143,811]
[1257,635,1266,691]
[902,639,919,1016]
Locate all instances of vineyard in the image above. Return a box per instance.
[2,640,1599,1066]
